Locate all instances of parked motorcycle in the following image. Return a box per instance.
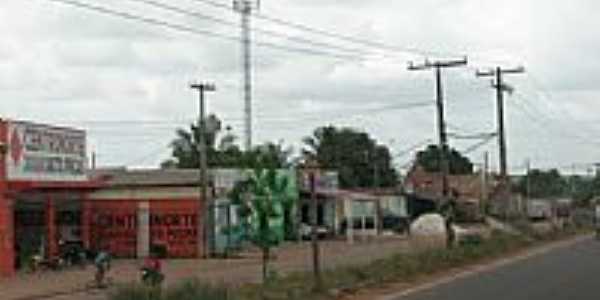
[140,267,164,287]
[59,243,88,268]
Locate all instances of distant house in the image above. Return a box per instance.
[296,169,410,237]
[404,165,503,221]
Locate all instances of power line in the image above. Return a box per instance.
[125,0,380,58]
[461,134,496,155]
[189,0,454,58]
[448,132,497,140]
[524,73,600,138]
[393,138,433,158]
[54,100,434,127]
[512,92,600,147]
[41,0,361,60]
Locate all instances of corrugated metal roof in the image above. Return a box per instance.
[88,168,201,187]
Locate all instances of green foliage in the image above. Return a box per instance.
[230,169,288,248]
[415,144,474,175]
[515,169,568,198]
[109,280,234,300]
[162,115,291,169]
[109,284,161,300]
[163,280,233,300]
[567,175,600,206]
[303,126,398,188]
[229,168,295,282]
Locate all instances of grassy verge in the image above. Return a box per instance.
[108,280,236,300]
[239,226,586,300]
[109,227,587,300]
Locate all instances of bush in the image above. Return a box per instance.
[109,284,161,300]
[109,280,234,300]
[163,280,233,300]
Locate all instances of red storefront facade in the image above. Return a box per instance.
[85,199,201,259]
[0,119,94,276]
[0,119,207,277]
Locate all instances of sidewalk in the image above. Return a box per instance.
[0,236,412,300]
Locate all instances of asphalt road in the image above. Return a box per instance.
[397,237,600,300]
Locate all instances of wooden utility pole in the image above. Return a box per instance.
[309,168,322,289]
[481,151,489,215]
[190,82,216,258]
[408,57,468,205]
[476,66,525,209]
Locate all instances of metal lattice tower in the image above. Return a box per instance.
[233,0,259,151]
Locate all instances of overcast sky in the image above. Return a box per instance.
[1,0,599,174]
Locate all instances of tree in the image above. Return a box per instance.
[415,144,474,175]
[303,126,398,188]
[229,168,292,282]
[162,115,291,169]
[515,169,568,199]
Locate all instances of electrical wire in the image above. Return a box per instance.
[461,134,496,155]
[189,0,454,58]
[447,132,497,140]
[54,100,435,129]
[42,0,361,60]
[125,0,385,58]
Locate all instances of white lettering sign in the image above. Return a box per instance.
[7,121,87,181]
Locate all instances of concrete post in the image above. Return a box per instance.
[375,199,382,236]
[46,196,58,258]
[81,197,91,250]
[346,199,354,244]
[137,202,150,258]
[0,197,15,276]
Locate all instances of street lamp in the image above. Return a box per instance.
[190,82,216,258]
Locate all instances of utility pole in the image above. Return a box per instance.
[570,164,576,199]
[525,158,531,216]
[190,82,216,258]
[476,66,525,212]
[408,57,468,205]
[373,150,382,235]
[305,159,322,290]
[526,159,531,201]
[233,0,260,151]
[481,151,489,215]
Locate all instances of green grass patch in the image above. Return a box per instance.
[109,280,235,300]
[111,227,586,300]
[240,229,582,300]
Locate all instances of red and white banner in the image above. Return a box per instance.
[6,120,87,182]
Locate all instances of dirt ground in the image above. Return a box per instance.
[0,235,414,300]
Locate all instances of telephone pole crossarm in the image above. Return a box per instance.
[407,56,468,203]
[475,65,525,213]
[190,81,216,258]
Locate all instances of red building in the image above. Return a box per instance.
[86,169,205,259]
[0,119,208,277]
[0,119,96,276]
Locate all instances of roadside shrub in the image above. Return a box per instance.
[164,280,233,300]
[109,284,161,300]
[109,280,234,300]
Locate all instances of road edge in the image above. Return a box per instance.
[378,234,592,300]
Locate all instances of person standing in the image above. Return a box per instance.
[93,246,112,288]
